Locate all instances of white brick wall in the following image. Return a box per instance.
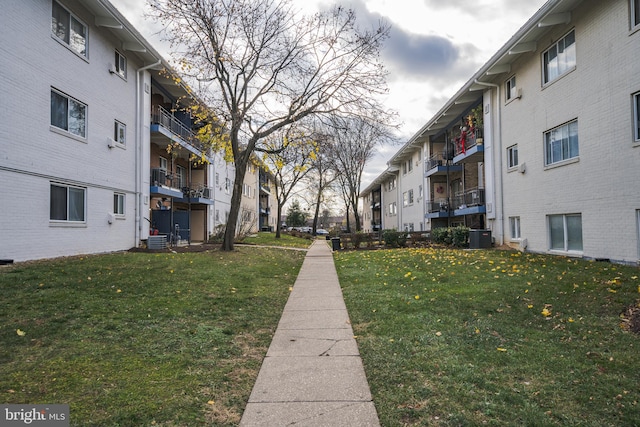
[0,0,141,261]
[497,0,640,263]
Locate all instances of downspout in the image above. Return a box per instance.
[473,79,504,245]
[135,60,162,247]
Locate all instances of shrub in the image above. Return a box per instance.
[351,231,365,249]
[382,229,408,248]
[430,227,451,245]
[431,226,470,247]
[451,226,470,247]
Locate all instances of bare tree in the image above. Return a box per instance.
[149,0,392,250]
[328,116,396,232]
[306,135,339,235]
[261,126,318,238]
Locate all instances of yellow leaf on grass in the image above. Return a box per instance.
[541,308,551,317]
[16,329,25,336]
[497,347,507,352]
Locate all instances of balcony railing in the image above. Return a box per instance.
[151,105,205,153]
[426,153,445,171]
[182,185,214,200]
[454,128,484,156]
[427,199,450,213]
[452,187,485,209]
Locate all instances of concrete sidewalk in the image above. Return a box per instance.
[240,240,380,426]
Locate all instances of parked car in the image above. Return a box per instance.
[315,229,329,235]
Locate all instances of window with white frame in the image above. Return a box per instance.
[548,213,582,252]
[159,157,168,173]
[408,159,413,172]
[50,183,86,222]
[115,51,126,78]
[408,189,414,204]
[388,202,397,215]
[544,120,579,166]
[51,88,86,138]
[52,1,87,57]
[113,193,125,216]
[506,75,517,101]
[543,30,576,85]
[632,0,640,29]
[507,144,519,168]
[114,120,126,145]
[403,191,408,207]
[387,177,396,191]
[634,92,640,142]
[509,216,521,240]
[225,178,231,194]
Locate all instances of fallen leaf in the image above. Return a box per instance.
[16,329,25,336]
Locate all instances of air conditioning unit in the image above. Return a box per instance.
[107,137,116,148]
[107,213,116,224]
[519,238,528,251]
[518,162,526,173]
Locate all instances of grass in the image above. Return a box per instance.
[237,231,314,248]
[335,247,640,426]
[0,246,306,426]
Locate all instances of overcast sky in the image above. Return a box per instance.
[110,0,548,185]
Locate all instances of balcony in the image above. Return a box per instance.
[426,199,452,218]
[150,105,206,156]
[453,128,484,164]
[150,168,183,198]
[176,184,215,205]
[425,152,463,177]
[452,187,486,216]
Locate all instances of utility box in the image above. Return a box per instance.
[469,229,491,249]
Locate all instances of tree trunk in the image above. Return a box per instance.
[275,202,283,238]
[312,188,322,234]
[222,157,249,251]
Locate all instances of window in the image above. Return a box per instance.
[388,202,397,215]
[408,189,414,204]
[387,177,396,191]
[408,159,413,172]
[634,92,640,142]
[115,51,126,78]
[543,30,576,84]
[51,89,86,138]
[225,178,231,194]
[632,0,640,29]
[506,76,517,101]
[114,120,126,145]
[52,1,87,57]
[159,157,168,173]
[509,216,521,240]
[549,214,582,252]
[544,120,579,166]
[243,183,252,197]
[113,193,125,216]
[50,183,86,222]
[507,145,519,168]
[176,165,186,189]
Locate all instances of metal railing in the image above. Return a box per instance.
[427,199,450,213]
[151,105,205,153]
[452,187,485,209]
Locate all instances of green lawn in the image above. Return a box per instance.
[237,231,314,248]
[335,247,640,426]
[0,247,306,426]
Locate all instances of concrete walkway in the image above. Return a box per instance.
[240,240,380,426]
